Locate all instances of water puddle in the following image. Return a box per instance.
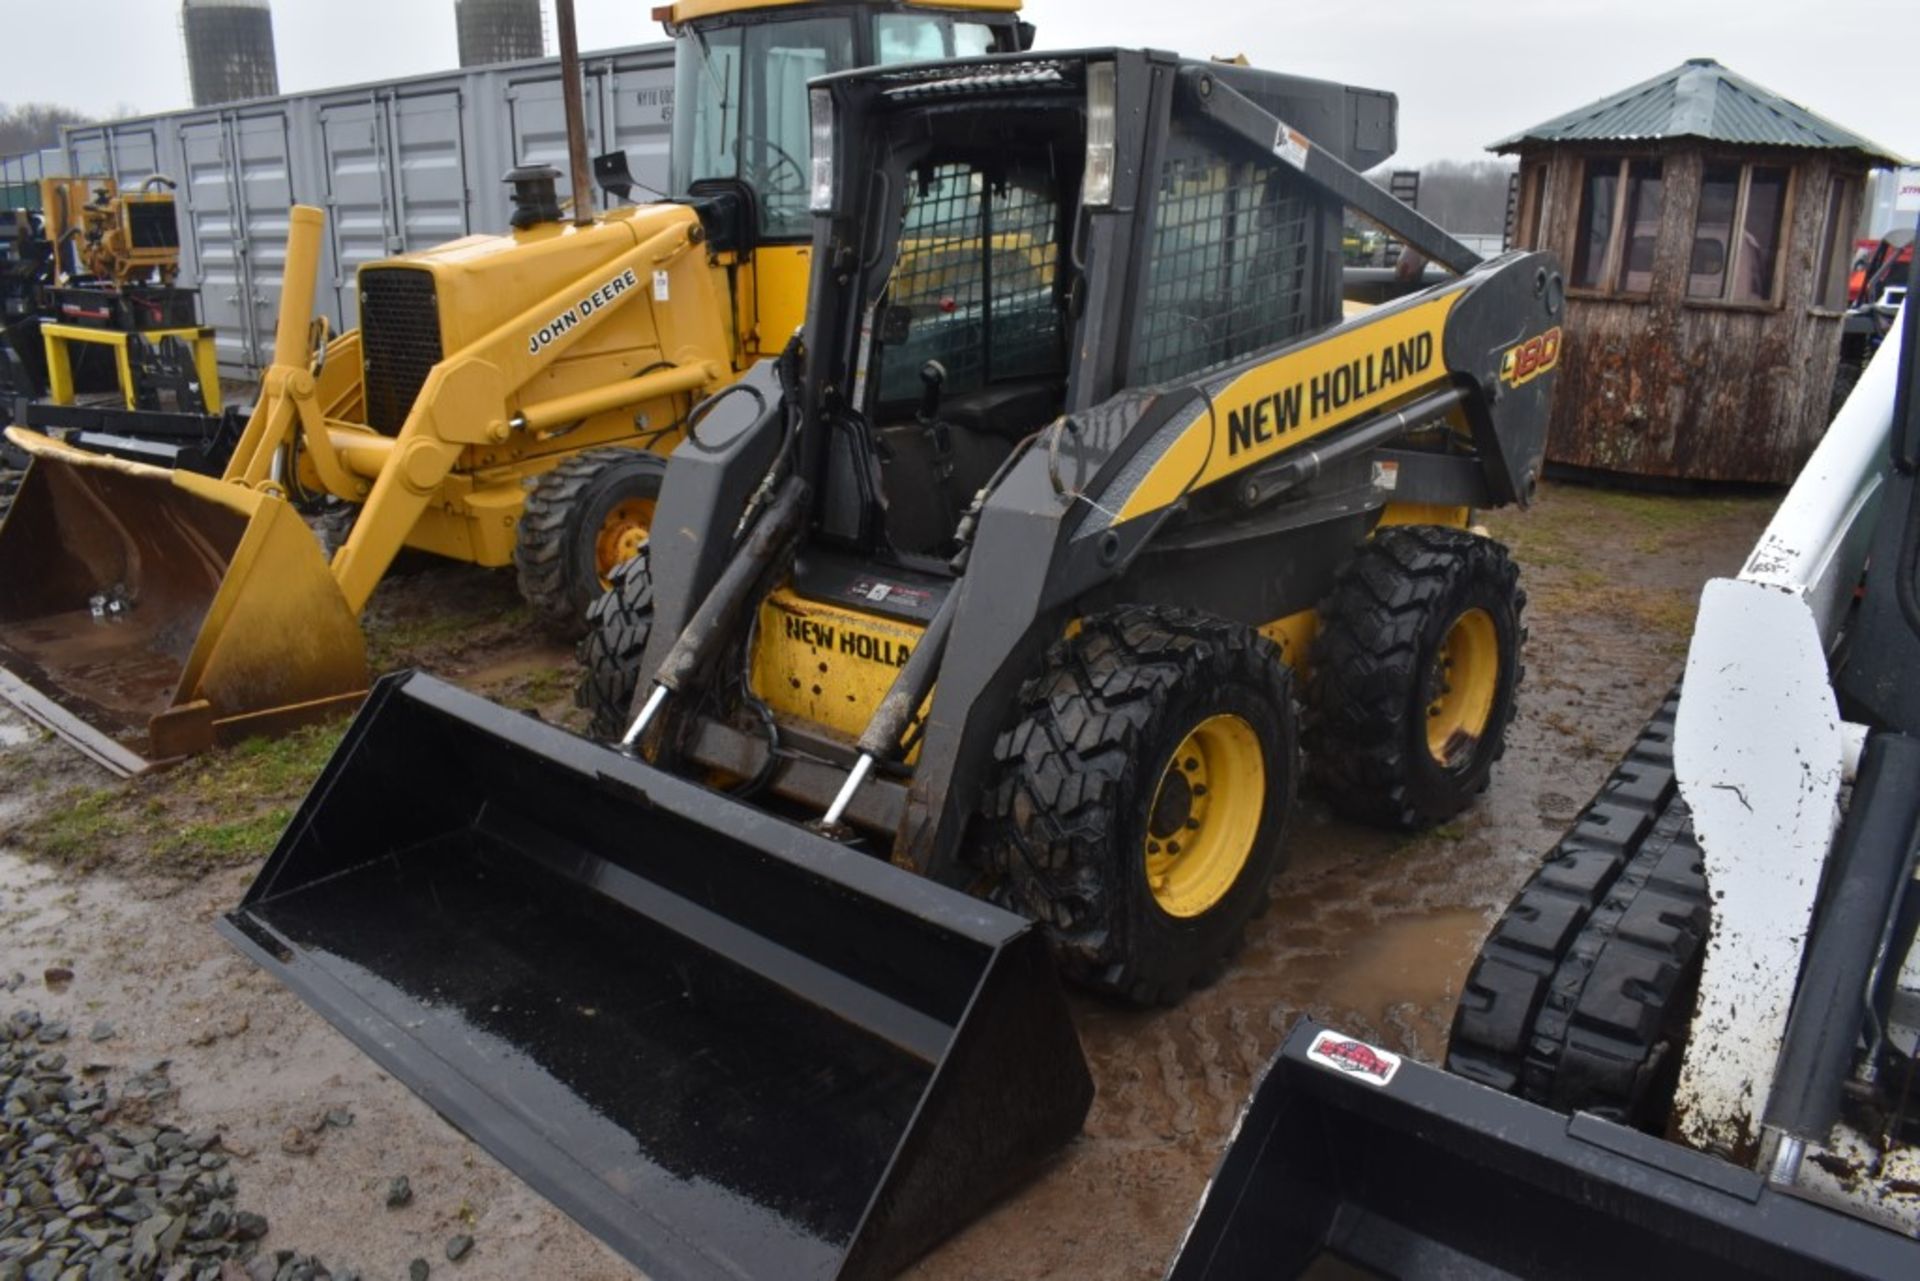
[1314,905,1492,1026]
[0,710,33,749]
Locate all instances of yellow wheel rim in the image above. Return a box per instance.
[1426,607,1499,767]
[1143,714,1266,918]
[594,497,655,587]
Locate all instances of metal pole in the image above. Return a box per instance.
[556,0,594,227]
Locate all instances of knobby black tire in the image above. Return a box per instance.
[1445,691,1711,1130]
[1307,524,1525,829]
[515,447,667,640]
[575,549,654,741]
[980,606,1298,1006]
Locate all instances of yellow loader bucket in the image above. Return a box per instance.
[0,428,368,774]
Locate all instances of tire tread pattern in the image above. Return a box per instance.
[515,447,659,638]
[574,549,654,740]
[980,606,1295,1006]
[1307,524,1526,829]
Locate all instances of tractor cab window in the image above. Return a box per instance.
[872,164,1066,404]
[673,16,856,239]
[856,156,1073,556]
[875,14,1000,63]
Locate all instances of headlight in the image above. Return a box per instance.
[810,87,835,213]
[1082,62,1117,208]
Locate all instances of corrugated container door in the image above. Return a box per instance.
[506,69,602,197]
[604,59,673,197]
[388,92,470,246]
[319,98,392,329]
[179,117,247,364]
[232,113,296,372]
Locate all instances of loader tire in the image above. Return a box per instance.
[1444,691,1710,1131]
[575,548,654,741]
[515,447,667,639]
[1307,525,1524,829]
[982,607,1298,1006]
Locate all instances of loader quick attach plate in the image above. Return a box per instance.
[219,672,1093,1281]
[1167,1021,1920,1280]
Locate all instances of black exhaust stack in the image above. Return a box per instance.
[221,672,1092,1281]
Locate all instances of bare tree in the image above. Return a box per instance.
[0,104,95,158]
[1367,158,1518,235]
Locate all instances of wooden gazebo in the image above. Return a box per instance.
[1495,58,1901,484]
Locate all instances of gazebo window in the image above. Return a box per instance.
[1688,162,1791,305]
[1813,176,1853,308]
[1570,157,1664,296]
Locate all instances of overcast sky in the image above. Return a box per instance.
[6,0,1916,168]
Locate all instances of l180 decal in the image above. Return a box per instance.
[1500,325,1562,388]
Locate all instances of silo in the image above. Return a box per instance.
[182,0,281,107]
[456,0,546,67]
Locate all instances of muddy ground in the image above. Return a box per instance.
[0,482,1775,1280]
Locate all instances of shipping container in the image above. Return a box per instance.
[60,40,673,373]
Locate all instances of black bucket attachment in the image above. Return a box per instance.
[1168,1021,1920,1280]
[220,672,1093,1281]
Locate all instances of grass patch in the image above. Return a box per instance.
[154,807,295,866]
[12,720,348,876]
[20,786,132,868]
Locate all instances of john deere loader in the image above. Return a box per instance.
[222,46,1562,1281]
[0,0,1034,775]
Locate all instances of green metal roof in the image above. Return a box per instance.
[1490,58,1903,165]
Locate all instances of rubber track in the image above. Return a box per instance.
[1306,525,1525,829]
[981,606,1293,1005]
[574,549,653,741]
[1445,690,1712,1126]
[514,447,644,638]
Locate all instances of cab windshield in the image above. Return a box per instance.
[671,10,1007,239]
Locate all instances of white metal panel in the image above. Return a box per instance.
[1672,309,1907,1159]
[507,70,604,190]
[178,117,248,368]
[58,40,673,373]
[231,112,298,367]
[604,58,674,198]
[389,91,470,249]
[319,98,392,328]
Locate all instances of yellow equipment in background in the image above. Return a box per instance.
[40,176,183,288]
[0,0,1033,774]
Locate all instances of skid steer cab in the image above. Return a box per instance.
[224,46,1562,1281]
[0,0,1034,774]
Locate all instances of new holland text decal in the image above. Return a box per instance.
[1305,1028,1402,1087]
[1226,332,1433,457]
[527,268,642,356]
[1499,325,1561,388]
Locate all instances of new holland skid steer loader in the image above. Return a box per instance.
[1169,267,1920,1280]
[222,46,1561,1281]
[0,0,1033,775]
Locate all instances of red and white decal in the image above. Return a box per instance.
[1305,1028,1402,1086]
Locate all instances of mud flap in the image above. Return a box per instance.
[0,429,368,773]
[219,671,1094,1281]
[1167,1021,1920,1280]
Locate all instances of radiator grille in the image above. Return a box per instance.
[126,200,179,251]
[359,268,443,433]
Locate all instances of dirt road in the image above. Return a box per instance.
[0,483,1775,1279]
